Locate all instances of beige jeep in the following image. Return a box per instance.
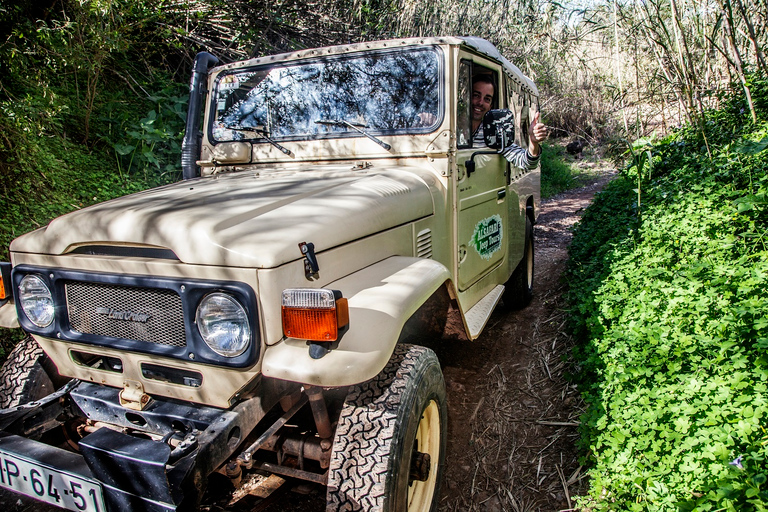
[0,36,539,511]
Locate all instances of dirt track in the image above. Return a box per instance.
[435,170,614,512]
[0,166,613,512]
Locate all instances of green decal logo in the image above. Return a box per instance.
[470,214,503,260]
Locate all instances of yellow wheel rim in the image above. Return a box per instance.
[407,400,441,510]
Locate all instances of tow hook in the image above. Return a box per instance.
[119,380,152,411]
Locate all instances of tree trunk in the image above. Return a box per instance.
[718,0,758,123]
[613,0,629,134]
[733,0,766,73]
[636,0,692,125]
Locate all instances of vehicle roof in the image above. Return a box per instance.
[215,36,538,96]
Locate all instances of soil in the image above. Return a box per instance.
[0,158,615,512]
[434,167,615,512]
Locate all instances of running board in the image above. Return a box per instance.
[465,285,505,339]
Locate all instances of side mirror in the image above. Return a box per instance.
[465,109,516,178]
[482,109,515,150]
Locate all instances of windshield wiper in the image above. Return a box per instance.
[315,119,391,151]
[225,124,293,157]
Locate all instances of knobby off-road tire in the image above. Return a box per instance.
[0,336,56,408]
[326,344,447,512]
[503,215,534,310]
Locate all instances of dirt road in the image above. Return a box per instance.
[0,169,612,512]
[435,171,613,512]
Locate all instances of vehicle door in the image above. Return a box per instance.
[455,58,508,292]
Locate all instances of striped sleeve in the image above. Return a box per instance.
[501,145,540,170]
[474,126,540,170]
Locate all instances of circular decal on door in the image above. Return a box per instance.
[470,214,503,260]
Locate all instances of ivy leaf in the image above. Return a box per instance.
[113,143,135,156]
[734,137,768,155]
[734,194,766,213]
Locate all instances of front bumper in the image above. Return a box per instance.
[0,381,271,511]
[0,430,176,511]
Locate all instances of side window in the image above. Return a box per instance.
[506,75,520,146]
[520,93,531,149]
[458,59,501,149]
[457,60,472,148]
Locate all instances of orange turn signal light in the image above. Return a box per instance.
[0,263,11,301]
[282,289,349,342]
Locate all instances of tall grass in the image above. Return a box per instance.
[540,142,580,199]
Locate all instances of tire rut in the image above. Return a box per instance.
[435,170,615,512]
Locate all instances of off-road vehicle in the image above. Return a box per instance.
[0,36,540,511]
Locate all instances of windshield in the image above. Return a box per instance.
[210,47,442,143]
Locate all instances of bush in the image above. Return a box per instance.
[540,142,581,199]
[566,78,768,511]
[0,1,189,359]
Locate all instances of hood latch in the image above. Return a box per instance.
[299,242,320,280]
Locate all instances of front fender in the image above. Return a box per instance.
[261,256,451,387]
[0,302,19,329]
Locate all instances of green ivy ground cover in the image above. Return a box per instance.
[566,78,768,511]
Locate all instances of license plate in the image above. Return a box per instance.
[0,449,106,512]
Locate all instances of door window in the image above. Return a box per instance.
[457,61,499,149]
[457,60,472,148]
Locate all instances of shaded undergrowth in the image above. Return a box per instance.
[540,141,589,199]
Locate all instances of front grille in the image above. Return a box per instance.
[66,281,186,347]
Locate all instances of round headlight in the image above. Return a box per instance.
[196,293,251,357]
[18,275,55,328]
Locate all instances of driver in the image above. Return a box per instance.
[472,75,548,170]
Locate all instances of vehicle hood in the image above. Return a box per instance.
[11,166,435,268]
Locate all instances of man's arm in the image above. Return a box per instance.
[479,111,549,170]
[498,111,548,170]
[501,144,540,170]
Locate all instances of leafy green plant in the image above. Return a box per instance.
[111,84,188,182]
[0,1,192,357]
[680,444,768,512]
[566,75,768,511]
[540,142,584,199]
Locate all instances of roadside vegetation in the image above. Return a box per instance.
[565,75,768,511]
[540,142,583,199]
